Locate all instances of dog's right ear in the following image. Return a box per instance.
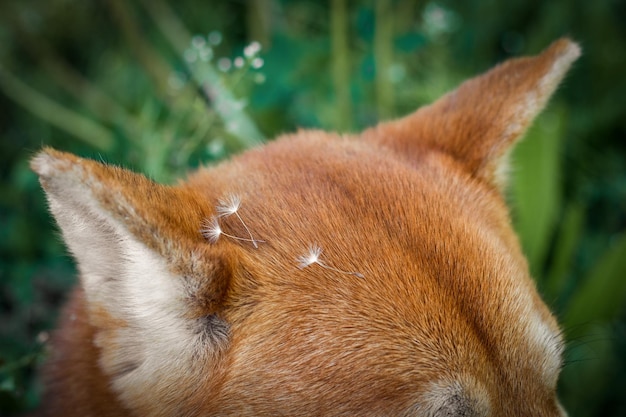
[367,38,580,191]
[31,148,233,413]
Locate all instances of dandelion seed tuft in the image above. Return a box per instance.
[217,194,241,217]
[201,217,223,243]
[213,194,261,248]
[297,244,323,268]
[201,216,262,246]
[297,244,364,278]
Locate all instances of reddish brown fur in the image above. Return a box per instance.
[32,39,579,416]
[39,288,130,416]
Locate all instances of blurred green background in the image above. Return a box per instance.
[1,0,625,415]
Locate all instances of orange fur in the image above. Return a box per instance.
[32,39,579,416]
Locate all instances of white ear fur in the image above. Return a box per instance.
[32,150,229,413]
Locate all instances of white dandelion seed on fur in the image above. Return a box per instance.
[202,217,223,243]
[215,194,261,248]
[201,216,260,245]
[216,194,241,217]
[297,244,323,268]
[297,244,364,278]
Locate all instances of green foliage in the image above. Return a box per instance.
[1,0,625,415]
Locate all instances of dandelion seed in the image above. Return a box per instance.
[234,56,245,68]
[216,194,261,248]
[216,194,241,217]
[297,244,323,268]
[201,216,260,245]
[297,245,364,278]
[202,217,223,243]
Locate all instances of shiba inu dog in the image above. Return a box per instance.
[31,38,580,416]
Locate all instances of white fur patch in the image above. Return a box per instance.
[525,310,564,388]
[410,377,490,417]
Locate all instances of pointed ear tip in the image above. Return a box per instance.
[30,148,77,178]
[549,38,582,64]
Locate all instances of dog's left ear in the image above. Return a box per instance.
[366,38,580,191]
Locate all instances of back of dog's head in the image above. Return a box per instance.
[32,39,580,416]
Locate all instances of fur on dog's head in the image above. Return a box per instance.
[32,39,579,416]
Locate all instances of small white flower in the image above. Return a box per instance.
[218,57,231,72]
[208,31,223,46]
[244,41,261,58]
[192,35,206,49]
[251,57,264,69]
[199,47,213,62]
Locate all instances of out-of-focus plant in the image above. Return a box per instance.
[1,0,266,184]
[1,1,625,416]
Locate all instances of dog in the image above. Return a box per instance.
[31,38,579,416]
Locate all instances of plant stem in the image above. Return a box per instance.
[330,0,353,131]
[375,0,394,120]
[247,0,271,47]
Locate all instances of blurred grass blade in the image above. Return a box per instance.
[247,0,271,47]
[10,17,134,129]
[374,0,394,120]
[0,69,115,151]
[511,106,565,276]
[559,324,615,414]
[563,232,626,336]
[543,202,585,301]
[330,0,353,131]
